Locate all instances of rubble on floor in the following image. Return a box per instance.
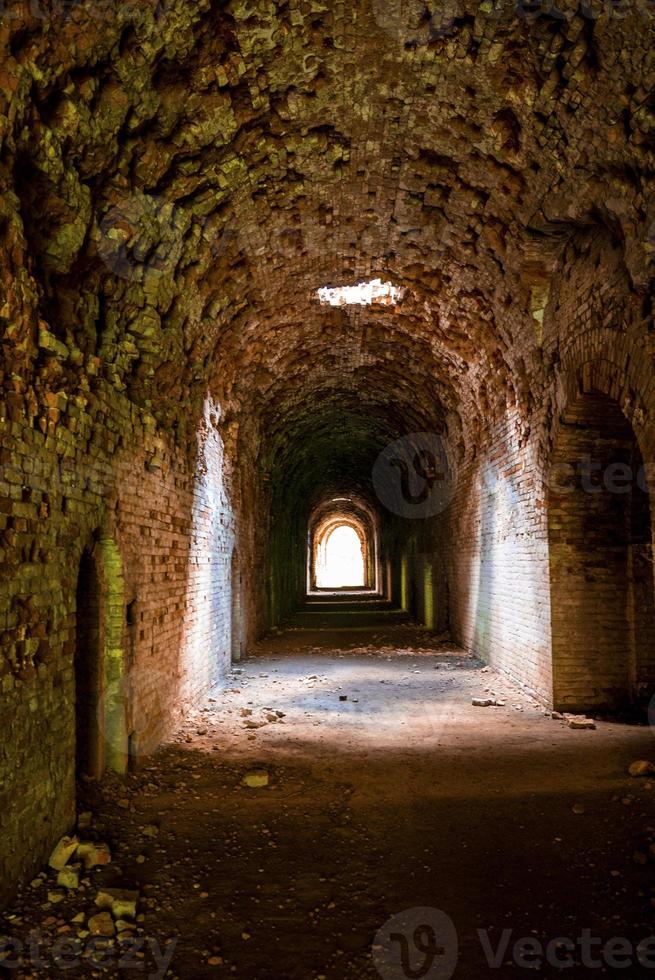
[566,716,597,730]
[242,769,270,788]
[4,634,655,977]
[1,817,151,974]
[629,760,655,777]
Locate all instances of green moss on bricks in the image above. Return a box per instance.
[423,562,434,630]
[38,326,70,360]
[99,536,128,776]
[400,555,408,613]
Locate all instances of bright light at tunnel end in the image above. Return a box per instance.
[317,278,404,307]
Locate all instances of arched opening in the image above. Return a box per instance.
[315,524,366,589]
[231,548,242,662]
[75,548,103,779]
[74,536,128,779]
[548,391,655,712]
[307,498,380,595]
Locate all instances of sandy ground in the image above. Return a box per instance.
[4,607,655,979]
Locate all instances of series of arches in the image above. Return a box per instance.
[72,380,655,784]
[301,381,655,715]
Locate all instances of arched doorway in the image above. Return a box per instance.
[74,536,128,778]
[231,548,242,662]
[308,499,379,593]
[315,524,366,589]
[548,391,655,712]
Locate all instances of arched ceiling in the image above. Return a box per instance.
[2,0,654,487]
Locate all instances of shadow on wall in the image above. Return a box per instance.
[88,395,239,773]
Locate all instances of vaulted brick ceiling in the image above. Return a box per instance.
[2,0,654,501]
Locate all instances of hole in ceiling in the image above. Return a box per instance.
[317,278,404,307]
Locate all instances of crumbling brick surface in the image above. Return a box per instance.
[0,0,654,904]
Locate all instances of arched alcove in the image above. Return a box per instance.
[548,391,655,712]
[74,535,128,778]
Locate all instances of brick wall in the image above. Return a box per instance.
[445,415,553,701]
[0,3,653,911]
[548,393,655,710]
[440,227,655,706]
[0,384,236,907]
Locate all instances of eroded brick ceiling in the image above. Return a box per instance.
[1,0,654,501]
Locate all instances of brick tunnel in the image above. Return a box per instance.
[2,1,655,976]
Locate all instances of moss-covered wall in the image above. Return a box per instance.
[0,379,237,906]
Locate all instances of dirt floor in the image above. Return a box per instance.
[4,602,655,979]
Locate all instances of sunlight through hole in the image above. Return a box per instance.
[317,278,404,307]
